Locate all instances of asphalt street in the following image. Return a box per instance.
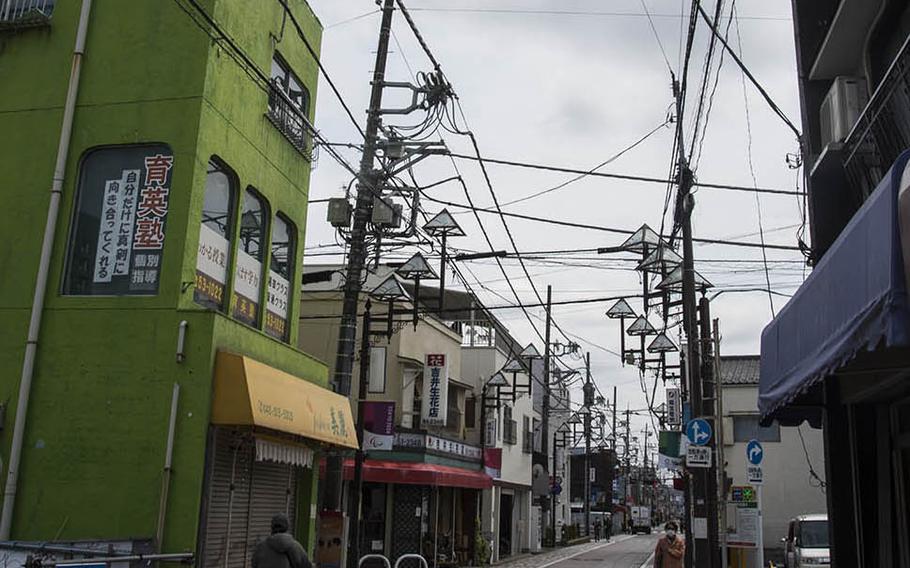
[532,534,660,568]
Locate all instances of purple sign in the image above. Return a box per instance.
[363,401,395,451]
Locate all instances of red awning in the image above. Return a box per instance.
[323,459,492,489]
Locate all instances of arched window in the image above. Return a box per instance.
[232,188,268,326]
[194,158,236,310]
[265,213,296,341]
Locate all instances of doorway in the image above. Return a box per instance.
[499,492,514,558]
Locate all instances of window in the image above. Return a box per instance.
[194,159,235,310]
[465,397,476,429]
[367,347,386,393]
[264,213,295,340]
[64,144,173,296]
[522,415,532,454]
[268,54,310,153]
[733,415,781,443]
[232,188,267,327]
[503,405,517,445]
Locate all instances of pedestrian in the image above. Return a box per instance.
[652,521,684,568]
[252,513,313,568]
[593,519,601,542]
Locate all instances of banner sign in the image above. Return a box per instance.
[362,401,395,451]
[666,388,681,426]
[484,447,502,478]
[195,223,230,307]
[394,431,481,461]
[421,354,449,426]
[686,445,712,468]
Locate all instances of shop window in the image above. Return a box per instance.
[732,415,780,443]
[232,188,268,327]
[63,144,174,296]
[268,53,310,153]
[194,158,236,310]
[264,213,295,340]
[368,347,386,393]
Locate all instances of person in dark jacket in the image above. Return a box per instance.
[252,513,313,568]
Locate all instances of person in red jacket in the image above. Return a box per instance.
[653,521,685,568]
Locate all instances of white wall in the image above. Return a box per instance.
[721,384,827,551]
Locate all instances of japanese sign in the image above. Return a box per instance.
[67,145,173,295]
[666,387,681,426]
[727,503,760,548]
[265,268,291,340]
[195,223,230,307]
[232,249,262,326]
[394,431,482,461]
[484,447,502,478]
[362,401,395,451]
[747,465,764,485]
[686,445,712,468]
[421,353,449,427]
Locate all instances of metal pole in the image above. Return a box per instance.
[584,353,591,538]
[325,0,396,511]
[543,285,554,545]
[438,232,447,313]
[713,318,729,568]
[1,0,93,539]
[624,406,631,532]
[348,301,372,568]
[699,296,720,567]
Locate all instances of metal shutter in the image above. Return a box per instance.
[204,429,254,568]
[248,456,298,552]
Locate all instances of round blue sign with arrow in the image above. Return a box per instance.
[686,418,712,446]
[746,439,764,465]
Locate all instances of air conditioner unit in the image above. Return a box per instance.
[326,198,352,228]
[819,76,868,149]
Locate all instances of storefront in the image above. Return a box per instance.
[759,152,910,567]
[202,352,359,568]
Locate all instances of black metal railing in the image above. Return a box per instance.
[267,81,311,157]
[0,0,54,28]
[844,34,910,198]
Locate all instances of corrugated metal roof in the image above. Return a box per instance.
[719,355,760,385]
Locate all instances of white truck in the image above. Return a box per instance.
[630,506,652,534]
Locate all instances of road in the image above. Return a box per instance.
[536,534,659,568]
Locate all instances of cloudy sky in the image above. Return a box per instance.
[302,0,804,437]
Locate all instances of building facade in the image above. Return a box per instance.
[0,0,355,564]
[761,2,910,566]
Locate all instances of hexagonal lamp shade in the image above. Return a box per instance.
[370,274,411,302]
[647,332,678,353]
[422,208,466,237]
[487,372,510,387]
[520,343,541,359]
[626,315,657,336]
[636,245,683,273]
[502,358,525,373]
[655,265,713,292]
[605,298,636,319]
[396,252,438,280]
[619,223,662,253]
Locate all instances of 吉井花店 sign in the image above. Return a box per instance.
[422,353,449,426]
[67,145,174,296]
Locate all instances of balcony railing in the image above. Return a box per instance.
[843,34,910,199]
[0,0,54,29]
[267,81,312,158]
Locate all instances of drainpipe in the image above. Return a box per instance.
[0,0,94,540]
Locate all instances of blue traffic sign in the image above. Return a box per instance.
[686,418,712,446]
[746,439,764,465]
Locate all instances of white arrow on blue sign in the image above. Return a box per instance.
[747,439,764,465]
[686,418,712,446]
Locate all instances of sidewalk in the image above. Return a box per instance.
[494,536,637,568]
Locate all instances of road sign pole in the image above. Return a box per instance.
[756,484,764,568]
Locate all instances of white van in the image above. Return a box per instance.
[782,514,829,568]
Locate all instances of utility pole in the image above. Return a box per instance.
[699,297,721,568]
[643,424,649,509]
[624,406,631,532]
[324,0,396,513]
[348,301,372,568]
[713,318,729,568]
[543,285,554,545]
[583,352,592,538]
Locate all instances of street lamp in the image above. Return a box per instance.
[395,252,438,328]
[606,299,636,366]
[423,209,465,313]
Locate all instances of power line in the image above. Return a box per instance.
[447,152,803,197]
[406,7,790,21]
[639,0,675,73]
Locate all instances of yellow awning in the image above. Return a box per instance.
[212,351,359,449]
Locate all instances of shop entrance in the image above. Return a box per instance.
[499,492,513,558]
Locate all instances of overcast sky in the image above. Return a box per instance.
[302,0,804,439]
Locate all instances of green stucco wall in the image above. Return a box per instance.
[0,0,325,555]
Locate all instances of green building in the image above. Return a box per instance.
[0,0,356,564]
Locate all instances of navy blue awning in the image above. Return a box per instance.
[759,151,910,426]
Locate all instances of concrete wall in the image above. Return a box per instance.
[721,384,827,552]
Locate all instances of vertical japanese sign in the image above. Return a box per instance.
[421,353,449,427]
[66,145,173,296]
[195,223,230,307]
[666,387,681,426]
[265,269,290,339]
[233,250,262,326]
[362,401,395,451]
